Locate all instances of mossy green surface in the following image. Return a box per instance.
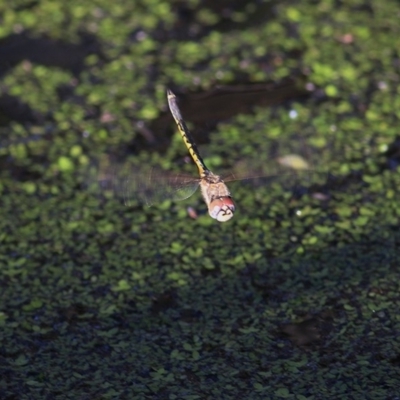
[1,0,400,398]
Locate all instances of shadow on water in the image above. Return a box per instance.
[0,31,102,78]
[3,221,399,397]
[144,78,312,152]
[165,0,276,40]
[0,31,103,127]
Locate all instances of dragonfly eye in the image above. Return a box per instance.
[209,197,235,222]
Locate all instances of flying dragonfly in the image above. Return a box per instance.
[99,90,312,222]
[166,89,238,221]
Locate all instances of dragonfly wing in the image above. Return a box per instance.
[223,153,312,183]
[223,154,322,191]
[97,161,200,206]
[120,169,200,206]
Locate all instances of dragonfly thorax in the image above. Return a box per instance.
[200,170,221,183]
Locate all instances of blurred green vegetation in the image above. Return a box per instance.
[1,0,400,398]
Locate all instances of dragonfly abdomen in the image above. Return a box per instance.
[167,90,209,177]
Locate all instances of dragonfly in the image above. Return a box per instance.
[166,89,237,221]
[99,90,312,222]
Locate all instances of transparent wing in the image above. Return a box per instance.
[96,160,200,206]
[223,153,311,182]
[221,153,315,189]
[213,131,328,188]
[120,169,200,206]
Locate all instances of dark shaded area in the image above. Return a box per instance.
[0,31,102,78]
[168,79,309,126]
[0,94,39,125]
[1,234,400,398]
[142,78,312,151]
[167,0,276,40]
[280,310,335,346]
[150,289,178,315]
[0,31,103,127]
[381,135,400,171]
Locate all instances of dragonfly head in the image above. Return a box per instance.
[208,197,235,222]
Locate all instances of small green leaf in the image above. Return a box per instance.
[57,156,74,171]
[13,355,29,366]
